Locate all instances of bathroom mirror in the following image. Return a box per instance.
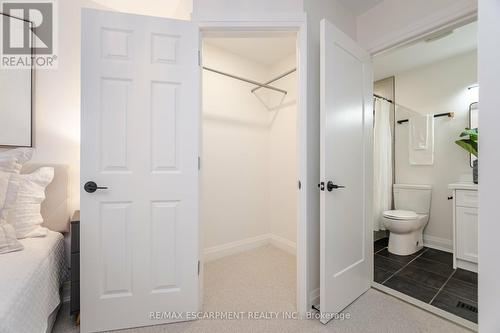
[0,13,34,147]
[469,102,478,167]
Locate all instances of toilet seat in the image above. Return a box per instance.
[382,209,418,220]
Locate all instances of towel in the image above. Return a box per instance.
[409,114,434,165]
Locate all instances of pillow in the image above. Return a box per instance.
[0,223,23,254]
[0,171,11,210]
[8,167,54,239]
[0,148,34,173]
[1,173,20,224]
[0,149,34,251]
[0,171,23,253]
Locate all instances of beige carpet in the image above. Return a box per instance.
[53,245,471,333]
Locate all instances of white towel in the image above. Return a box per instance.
[409,114,434,165]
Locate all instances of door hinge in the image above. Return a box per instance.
[198,260,200,275]
[198,50,201,67]
[198,156,201,170]
[298,180,301,190]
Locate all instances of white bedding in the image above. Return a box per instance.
[0,231,68,333]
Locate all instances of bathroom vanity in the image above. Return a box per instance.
[449,183,478,273]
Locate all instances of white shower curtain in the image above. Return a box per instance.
[373,99,393,231]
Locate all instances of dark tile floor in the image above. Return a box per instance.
[374,237,478,323]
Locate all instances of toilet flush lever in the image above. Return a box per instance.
[327,181,345,192]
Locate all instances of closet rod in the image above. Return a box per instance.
[251,68,297,93]
[397,112,455,124]
[373,94,394,104]
[203,66,287,94]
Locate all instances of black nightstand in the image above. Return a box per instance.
[70,211,80,318]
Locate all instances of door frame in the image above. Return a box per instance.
[365,2,477,55]
[195,15,309,315]
[369,7,478,332]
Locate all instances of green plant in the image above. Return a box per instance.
[455,128,478,157]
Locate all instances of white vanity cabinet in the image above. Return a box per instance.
[449,183,478,273]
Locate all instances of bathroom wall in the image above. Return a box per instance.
[394,50,478,251]
[201,42,297,253]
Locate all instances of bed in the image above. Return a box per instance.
[0,164,71,333]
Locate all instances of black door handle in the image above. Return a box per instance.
[84,181,108,193]
[327,181,345,192]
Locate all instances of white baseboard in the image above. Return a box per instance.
[204,233,296,262]
[423,234,453,252]
[269,234,296,255]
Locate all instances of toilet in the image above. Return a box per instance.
[382,184,432,256]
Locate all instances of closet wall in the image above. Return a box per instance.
[268,54,298,247]
[201,41,297,257]
[202,43,270,250]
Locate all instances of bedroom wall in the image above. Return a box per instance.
[192,0,303,20]
[201,43,271,250]
[394,50,478,251]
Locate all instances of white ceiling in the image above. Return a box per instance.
[204,33,296,66]
[373,21,477,81]
[337,0,383,15]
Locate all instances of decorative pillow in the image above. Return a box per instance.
[8,167,54,239]
[0,222,23,254]
[0,149,34,252]
[0,148,34,173]
[1,173,20,224]
[0,171,23,254]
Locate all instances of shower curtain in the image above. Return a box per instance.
[373,99,393,231]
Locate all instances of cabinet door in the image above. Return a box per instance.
[456,206,478,263]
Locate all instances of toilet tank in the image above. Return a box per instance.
[393,184,432,214]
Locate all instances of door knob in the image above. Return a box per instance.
[84,181,108,193]
[327,181,345,192]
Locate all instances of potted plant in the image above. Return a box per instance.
[455,128,478,184]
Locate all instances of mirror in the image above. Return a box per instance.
[469,102,478,167]
[0,13,33,147]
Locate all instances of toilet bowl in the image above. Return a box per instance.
[382,210,429,255]
[382,184,432,256]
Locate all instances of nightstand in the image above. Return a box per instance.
[70,211,80,318]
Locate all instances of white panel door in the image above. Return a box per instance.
[319,19,373,324]
[81,9,199,332]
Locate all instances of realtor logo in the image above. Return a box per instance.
[1,0,57,68]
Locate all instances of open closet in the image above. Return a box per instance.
[200,32,299,310]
